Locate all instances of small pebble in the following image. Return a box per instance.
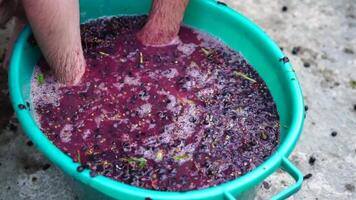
[27,140,34,146]
[303,173,312,180]
[343,48,354,55]
[331,131,337,137]
[308,156,316,166]
[345,183,355,192]
[281,6,288,12]
[42,163,51,171]
[291,47,301,55]
[8,123,17,132]
[262,181,271,189]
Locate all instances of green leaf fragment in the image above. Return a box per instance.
[350,80,356,89]
[125,157,147,169]
[233,71,257,83]
[126,157,135,164]
[137,158,147,169]
[37,73,44,85]
[174,154,189,161]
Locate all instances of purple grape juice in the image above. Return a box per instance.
[32,16,280,191]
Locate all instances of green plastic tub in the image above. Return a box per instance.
[8,0,305,199]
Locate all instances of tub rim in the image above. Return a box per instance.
[8,0,304,199]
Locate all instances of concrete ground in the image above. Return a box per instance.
[0,0,355,199]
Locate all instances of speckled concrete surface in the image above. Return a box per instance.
[0,0,355,199]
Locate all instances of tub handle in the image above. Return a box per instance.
[270,157,303,200]
[223,157,303,200]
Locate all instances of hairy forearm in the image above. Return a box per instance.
[138,0,189,46]
[22,0,85,85]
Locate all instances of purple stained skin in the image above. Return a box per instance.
[32,16,280,191]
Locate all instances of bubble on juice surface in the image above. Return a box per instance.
[197,88,215,100]
[31,66,61,108]
[126,49,139,62]
[186,67,209,89]
[136,103,152,118]
[148,71,158,80]
[113,82,124,92]
[182,80,195,91]
[94,114,104,128]
[98,82,107,91]
[124,75,141,86]
[60,124,73,143]
[155,123,175,144]
[187,68,200,78]
[161,68,179,79]
[157,90,181,114]
[82,129,91,140]
[167,95,181,113]
[177,42,197,57]
[148,123,156,129]
[181,142,198,156]
[143,148,156,160]
[143,135,159,147]
[172,104,201,140]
